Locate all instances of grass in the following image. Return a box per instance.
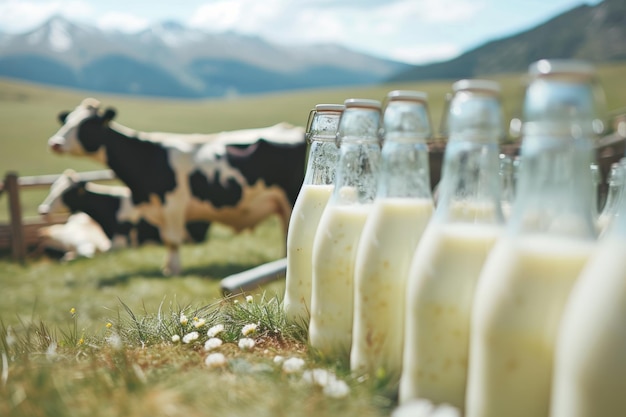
[1,62,626,416]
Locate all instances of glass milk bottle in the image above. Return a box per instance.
[351,91,434,381]
[398,80,505,409]
[309,98,382,359]
[465,60,600,417]
[499,153,516,220]
[596,160,624,235]
[550,157,626,417]
[283,104,344,324]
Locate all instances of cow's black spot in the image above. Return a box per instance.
[62,181,122,239]
[226,139,307,206]
[189,170,242,208]
[185,221,211,243]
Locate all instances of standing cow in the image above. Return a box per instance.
[47,98,306,275]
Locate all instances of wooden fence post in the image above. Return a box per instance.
[5,172,26,264]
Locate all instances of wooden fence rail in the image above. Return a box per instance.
[0,169,116,263]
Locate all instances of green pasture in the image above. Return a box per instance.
[1,62,626,416]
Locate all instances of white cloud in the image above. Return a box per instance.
[96,11,150,32]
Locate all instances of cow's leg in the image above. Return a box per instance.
[158,196,188,276]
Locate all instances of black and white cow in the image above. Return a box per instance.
[47,98,307,275]
[38,169,210,247]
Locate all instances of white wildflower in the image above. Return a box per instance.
[46,342,58,360]
[238,337,256,350]
[246,295,254,303]
[179,313,188,325]
[204,337,223,351]
[323,379,350,399]
[207,324,225,338]
[302,368,336,387]
[171,334,181,343]
[282,357,306,374]
[193,318,206,328]
[241,323,257,336]
[391,399,435,417]
[204,353,227,368]
[106,333,123,350]
[182,331,199,344]
[273,355,285,364]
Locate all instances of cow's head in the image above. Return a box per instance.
[38,169,86,218]
[48,98,117,158]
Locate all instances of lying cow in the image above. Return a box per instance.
[48,98,306,275]
[35,212,111,261]
[38,169,210,247]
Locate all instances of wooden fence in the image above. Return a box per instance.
[0,169,116,263]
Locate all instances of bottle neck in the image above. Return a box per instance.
[303,139,339,186]
[377,140,431,199]
[507,134,597,239]
[330,141,381,205]
[435,138,503,224]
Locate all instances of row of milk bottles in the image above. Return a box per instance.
[282,59,626,417]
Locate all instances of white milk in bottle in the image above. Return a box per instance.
[284,104,343,325]
[399,80,505,410]
[465,60,600,417]
[351,91,434,382]
[550,205,626,417]
[309,98,382,360]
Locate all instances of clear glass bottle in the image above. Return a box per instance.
[399,80,505,409]
[351,91,434,381]
[283,104,344,325]
[309,98,382,360]
[466,60,601,417]
[551,148,626,417]
[499,153,516,220]
[596,160,624,235]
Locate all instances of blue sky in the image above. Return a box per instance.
[0,0,603,64]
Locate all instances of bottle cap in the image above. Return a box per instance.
[452,79,500,94]
[344,98,382,110]
[386,90,428,102]
[315,104,345,112]
[529,59,595,78]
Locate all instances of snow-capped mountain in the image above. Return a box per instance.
[0,16,409,98]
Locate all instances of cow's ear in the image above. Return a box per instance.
[58,111,69,124]
[102,108,116,124]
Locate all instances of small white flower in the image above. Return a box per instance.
[241,323,257,336]
[204,353,227,368]
[282,357,306,374]
[207,324,225,338]
[391,399,435,417]
[273,355,285,364]
[323,379,350,399]
[204,337,223,351]
[238,337,256,350]
[182,331,199,344]
[171,335,181,343]
[245,295,254,303]
[194,318,206,328]
[106,333,123,350]
[302,368,336,387]
[179,313,188,325]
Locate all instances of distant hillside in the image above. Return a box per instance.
[391,0,626,82]
[0,18,409,99]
